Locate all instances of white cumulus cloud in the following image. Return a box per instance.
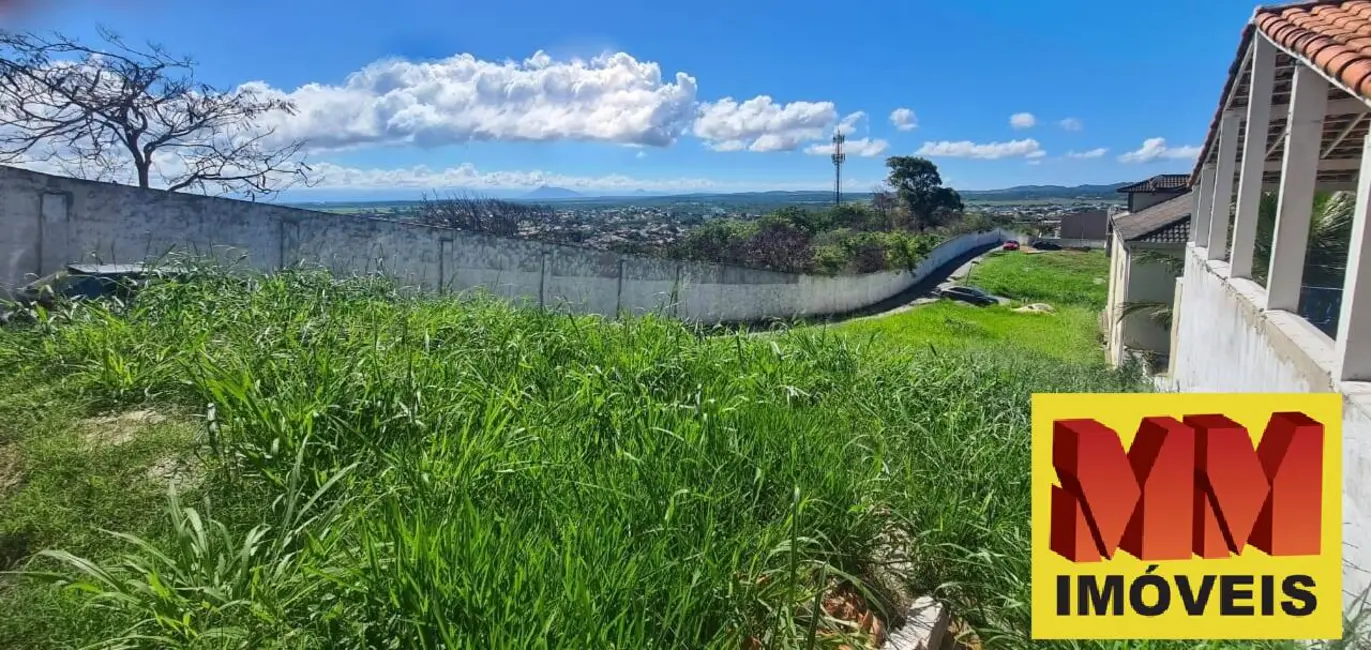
[835,111,866,136]
[245,50,700,150]
[1059,117,1084,132]
[1066,148,1108,159]
[693,95,838,152]
[1118,138,1201,163]
[1010,112,1036,129]
[890,108,918,131]
[805,137,889,157]
[915,138,1044,160]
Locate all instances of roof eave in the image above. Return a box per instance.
[1190,23,1256,187]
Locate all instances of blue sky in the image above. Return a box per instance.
[10,0,1263,198]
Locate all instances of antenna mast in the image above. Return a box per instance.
[831,132,846,206]
[828,130,839,204]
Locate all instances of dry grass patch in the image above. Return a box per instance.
[0,444,20,495]
[78,409,166,448]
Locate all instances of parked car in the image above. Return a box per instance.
[1002,241,1020,251]
[1031,240,1062,250]
[1,263,184,323]
[939,285,998,306]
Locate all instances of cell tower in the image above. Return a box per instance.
[831,132,846,206]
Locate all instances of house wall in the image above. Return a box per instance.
[1058,210,1109,240]
[1172,246,1371,608]
[0,165,1012,324]
[1121,253,1179,355]
[1127,190,1185,213]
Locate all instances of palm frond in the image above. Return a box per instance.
[1130,249,1184,276]
[1117,300,1172,329]
[1253,189,1353,286]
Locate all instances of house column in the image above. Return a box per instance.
[1193,164,1217,248]
[1266,64,1328,312]
[1230,36,1276,278]
[1208,110,1242,259]
[1335,132,1371,381]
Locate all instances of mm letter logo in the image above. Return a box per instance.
[1030,393,1342,641]
[1051,411,1324,562]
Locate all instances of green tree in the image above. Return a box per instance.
[883,156,964,232]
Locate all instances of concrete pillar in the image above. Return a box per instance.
[1194,164,1217,248]
[1335,132,1371,381]
[539,250,549,309]
[1208,110,1242,259]
[1231,36,1276,277]
[1267,64,1328,312]
[38,192,69,275]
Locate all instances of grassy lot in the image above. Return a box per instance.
[0,261,1357,649]
[968,249,1109,309]
[823,250,1110,364]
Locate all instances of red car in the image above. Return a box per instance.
[1002,241,1021,251]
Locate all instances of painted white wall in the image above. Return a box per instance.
[1107,234,1128,365]
[1173,245,1371,608]
[0,165,1011,324]
[1121,254,1179,354]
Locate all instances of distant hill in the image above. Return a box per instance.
[282,182,1131,212]
[958,183,1127,202]
[524,185,582,200]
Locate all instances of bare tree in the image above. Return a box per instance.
[0,27,312,199]
[415,191,556,237]
[871,185,898,230]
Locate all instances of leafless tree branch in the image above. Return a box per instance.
[415,191,555,237]
[0,26,312,200]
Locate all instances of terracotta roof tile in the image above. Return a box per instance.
[1260,1,1371,96]
[1190,1,1371,186]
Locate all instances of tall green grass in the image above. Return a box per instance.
[0,264,1350,649]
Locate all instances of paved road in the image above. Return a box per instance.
[833,244,1009,323]
[796,241,1005,325]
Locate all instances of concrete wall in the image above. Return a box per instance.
[0,165,1011,324]
[1172,245,1371,609]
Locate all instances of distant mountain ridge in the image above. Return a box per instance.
[523,185,582,199]
[957,183,1128,201]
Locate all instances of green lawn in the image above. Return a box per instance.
[828,301,1103,364]
[820,250,1111,365]
[968,249,1109,309]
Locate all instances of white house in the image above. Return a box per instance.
[1105,189,1191,370]
[1172,0,1371,610]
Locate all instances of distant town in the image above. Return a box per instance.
[283,183,1128,254]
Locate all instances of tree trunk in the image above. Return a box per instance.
[136,161,151,188]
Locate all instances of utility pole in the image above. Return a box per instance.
[831,132,845,206]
